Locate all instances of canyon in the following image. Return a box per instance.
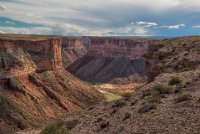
[67,37,161,84]
[1,34,200,134]
[0,34,104,134]
[49,36,200,134]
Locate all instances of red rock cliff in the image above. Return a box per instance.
[88,37,160,60]
[67,37,162,83]
[0,37,63,78]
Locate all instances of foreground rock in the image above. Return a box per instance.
[0,34,104,133]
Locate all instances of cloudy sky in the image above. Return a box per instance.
[0,0,200,36]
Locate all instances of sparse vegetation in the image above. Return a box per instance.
[123,112,131,120]
[41,122,70,134]
[41,120,78,134]
[142,90,152,98]
[152,84,171,95]
[112,100,126,108]
[122,92,132,98]
[138,102,156,113]
[168,76,182,85]
[185,81,191,86]
[173,60,184,70]
[174,94,192,103]
[100,121,109,129]
[147,96,161,104]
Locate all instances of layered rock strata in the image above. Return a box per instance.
[0,34,104,133]
[67,37,161,83]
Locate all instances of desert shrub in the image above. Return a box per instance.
[65,119,79,130]
[173,60,184,70]
[152,84,171,95]
[184,52,189,56]
[122,92,132,99]
[112,100,126,108]
[174,94,191,103]
[147,96,161,104]
[173,57,178,61]
[168,76,182,85]
[138,102,156,113]
[96,117,103,122]
[41,122,69,134]
[41,120,78,134]
[123,112,131,120]
[142,90,152,98]
[110,108,118,115]
[100,121,109,129]
[180,81,192,89]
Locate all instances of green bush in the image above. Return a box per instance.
[174,94,191,103]
[168,76,182,85]
[152,84,171,95]
[138,102,156,113]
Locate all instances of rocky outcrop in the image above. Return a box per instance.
[0,34,104,133]
[0,37,63,78]
[145,36,200,82]
[67,37,161,83]
[61,37,87,67]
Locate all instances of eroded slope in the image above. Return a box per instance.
[0,34,104,133]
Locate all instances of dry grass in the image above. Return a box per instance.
[138,102,156,113]
[168,76,182,85]
[174,94,192,103]
[152,84,172,95]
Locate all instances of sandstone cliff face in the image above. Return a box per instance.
[0,37,63,78]
[0,34,104,133]
[67,37,161,83]
[88,37,152,60]
[61,37,87,67]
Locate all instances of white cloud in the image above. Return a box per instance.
[133,27,148,35]
[0,27,53,35]
[0,4,7,11]
[136,21,158,27]
[26,13,35,17]
[160,24,186,29]
[192,25,200,28]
